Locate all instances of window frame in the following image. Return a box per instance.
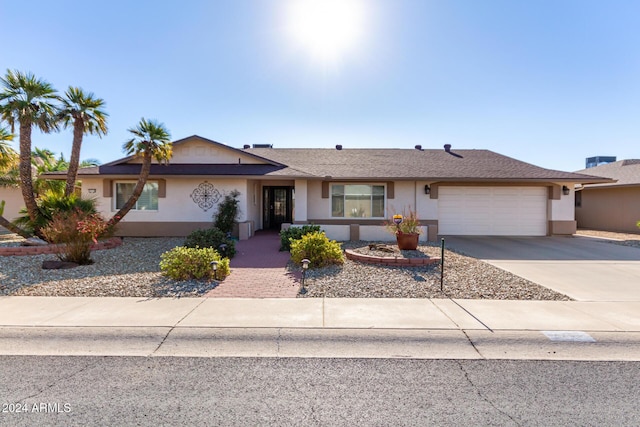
[330,183,386,219]
[113,180,160,212]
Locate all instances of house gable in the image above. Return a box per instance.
[124,135,278,166]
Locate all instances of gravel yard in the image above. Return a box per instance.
[4,229,634,300]
[0,237,219,298]
[297,241,570,300]
[575,229,640,248]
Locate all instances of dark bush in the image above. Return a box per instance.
[184,227,236,258]
[279,225,322,251]
[214,190,240,234]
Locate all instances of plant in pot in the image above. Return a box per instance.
[385,208,422,250]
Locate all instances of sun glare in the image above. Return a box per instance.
[286,0,366,63]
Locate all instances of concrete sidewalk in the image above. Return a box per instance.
[1,296,640,361]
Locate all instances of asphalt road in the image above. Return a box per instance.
[1,356,638,426]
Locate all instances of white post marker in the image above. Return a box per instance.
[542,331,596,342]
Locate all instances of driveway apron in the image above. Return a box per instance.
[443,236,640,302]
[205,231,301,298]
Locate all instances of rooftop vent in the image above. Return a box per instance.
[243,144,250,149]
[414,145,422,150]
[336,145,343,150]
[252,144,273,149]
[444,144,452,153]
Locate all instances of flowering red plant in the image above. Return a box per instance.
[77,214,109,243]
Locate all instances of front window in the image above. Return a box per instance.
[115,182,158,210]
[331,184,385,218]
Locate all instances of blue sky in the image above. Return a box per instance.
[2,0,639,172]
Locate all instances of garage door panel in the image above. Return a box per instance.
[438,186,547,236]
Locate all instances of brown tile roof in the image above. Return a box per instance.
[41,135,612,184]
[246,147,610,183]
[576,159,640,188]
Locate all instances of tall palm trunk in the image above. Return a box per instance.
[0,214,31,238]
[65,117,84,196]
[18,120,38,223]
[108,151,152,227]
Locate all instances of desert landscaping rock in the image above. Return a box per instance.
[297,241,571,300]
[42,260,79,270]
[1,237,219,298]
[4,230,635,300]
[575,229,640,248]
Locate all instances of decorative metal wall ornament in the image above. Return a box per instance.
[190,181,222,211]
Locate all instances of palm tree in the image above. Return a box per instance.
[30,147,68,196]
[0,126,30,237]
[58,87,108,197]
[0,70,59,225]
[108,118,172,227]
[0,127,17,183]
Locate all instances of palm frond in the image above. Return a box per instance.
[0,69,59,131]
[58,86,108,137]
[123,118,172,162]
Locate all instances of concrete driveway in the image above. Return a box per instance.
[442,236,640,302]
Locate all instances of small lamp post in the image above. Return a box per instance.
[299,258,310,295]
[210,260,219,281]
[219,243,228,257]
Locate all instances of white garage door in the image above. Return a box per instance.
[438,186,548,236]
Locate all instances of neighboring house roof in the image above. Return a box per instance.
[40,135,611,183]
[576,159,640,189]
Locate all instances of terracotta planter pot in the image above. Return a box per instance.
[396,232,419,250]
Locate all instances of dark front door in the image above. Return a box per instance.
[263,186,294,230]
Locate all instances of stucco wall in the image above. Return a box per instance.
[0,187,24,222]
[576,186,640,233]
[307,180,328,219]
[81,177,249,223]
[359,225,428,242]
[387,181,420,216]
[245,180,261,232]
[549,183,576,221]
[415,181,438,220]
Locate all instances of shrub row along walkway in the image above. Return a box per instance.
[205,231,301,298]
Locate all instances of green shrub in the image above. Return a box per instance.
[290,231,344,268]
[13,192,97,236]
[159,246,230,281]
[214,190,240,234]
[280,225,322,251]
[184,227,236,258]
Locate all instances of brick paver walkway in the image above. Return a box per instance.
[205,231,301,298]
